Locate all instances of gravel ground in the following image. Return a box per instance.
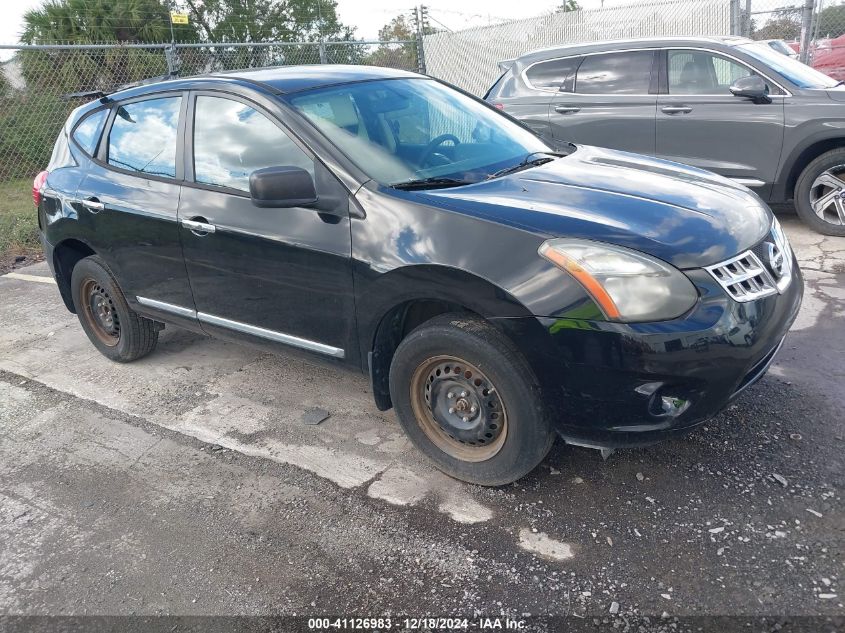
[0,214,842,632]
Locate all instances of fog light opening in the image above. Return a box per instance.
[654,394,691,418]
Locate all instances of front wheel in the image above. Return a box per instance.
[389,314,554,486]
[794,148,845,236]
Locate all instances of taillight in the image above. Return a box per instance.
[32,170,49,206]
[492,103,504,110]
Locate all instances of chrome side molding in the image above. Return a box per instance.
[729,178,766,188]
[136,296,197,318]
[197,311,345,358]
[135,296,344,359]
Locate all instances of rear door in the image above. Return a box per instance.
[655,48,785,194]
[492,57,583,140]
[39,108,110,237]
[549,49,658,154]
[178,91,355,362]
[75,93,196,322]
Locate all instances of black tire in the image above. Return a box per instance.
[794,148,845,237]
[389,313,554,486]
[70,255,159,362]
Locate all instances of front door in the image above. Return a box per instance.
[178,92,355,363]
[76,93,196,318]
[549,49,658,154]
[656,48,785,196]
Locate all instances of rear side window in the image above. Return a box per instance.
[72,109,108,156]
[193,95,313,192]
[575,51,655,94]
[525,57,581,91]
[107,96,181,178]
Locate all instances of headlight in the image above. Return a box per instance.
[538,238,698,322]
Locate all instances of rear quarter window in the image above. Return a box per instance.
[72,109,108,156]
[47,126,76,170]
[525,57,582,92]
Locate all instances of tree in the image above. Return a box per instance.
[752,7,802,41]
[557,0,581,12]
[21,0,199,44]
[365,12,438,71]
[816,3,845,39]
[181,0,354,44]
[367,14,418,71]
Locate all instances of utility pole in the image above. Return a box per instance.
[799,0,816,64]
[317,0,327,64]
[413,5,428,74]
[744,0,752,37]
[729,0,741,36]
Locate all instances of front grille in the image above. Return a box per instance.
[705,251,778,302]
[706,218,793,303]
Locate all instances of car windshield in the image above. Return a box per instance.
[738,42,839,89]
[286,78,553,187]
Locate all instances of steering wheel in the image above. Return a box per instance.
[419,134,461,167]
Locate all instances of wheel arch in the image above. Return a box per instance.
[776,135,845,202]
[360,264,534,411]
[52,238,97,313]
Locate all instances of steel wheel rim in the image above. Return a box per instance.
[409,355,508,462]
[809,166,845,226]
[80,278,120,347]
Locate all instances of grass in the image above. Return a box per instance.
[0,178,39,257]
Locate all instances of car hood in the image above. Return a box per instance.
[421,145,772,269]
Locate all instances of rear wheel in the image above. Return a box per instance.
[71,256,159,362]
[389,313,553,486]
[794,148,845,236]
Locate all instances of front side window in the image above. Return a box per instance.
[193,95,313,192]
[668,50,758,95]
[107,96,181,178]
[287,78,551,186]
[525,57,581,91]
[73,109,108,155]
[575,51,654,94]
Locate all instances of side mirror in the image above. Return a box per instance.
[730,75,771,103]
[249,166,317,208]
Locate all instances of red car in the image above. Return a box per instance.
[785,37,845,81]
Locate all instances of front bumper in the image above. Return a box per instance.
[493,257,804,449]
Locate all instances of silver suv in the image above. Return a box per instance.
[485,36,845,236]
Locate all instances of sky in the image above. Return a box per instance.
[0,0,615,47]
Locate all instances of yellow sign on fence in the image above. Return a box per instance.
[170,12,189,25]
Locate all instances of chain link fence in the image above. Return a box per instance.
[0,40,420,183]
[738,0,845,76]
[2,0,845,188]
[423,0,734,97]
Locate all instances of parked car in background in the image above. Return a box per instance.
[486,36,845,236]
[35,65,802,484]
[808,35,845,82]
[760,39,799,59]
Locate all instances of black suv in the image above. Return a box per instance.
[35,65,802,485]
[486,36,845,236]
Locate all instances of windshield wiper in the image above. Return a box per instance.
[390,176,474,190]
[487,151,562,180]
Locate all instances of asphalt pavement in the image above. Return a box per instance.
[0,213,842,631]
